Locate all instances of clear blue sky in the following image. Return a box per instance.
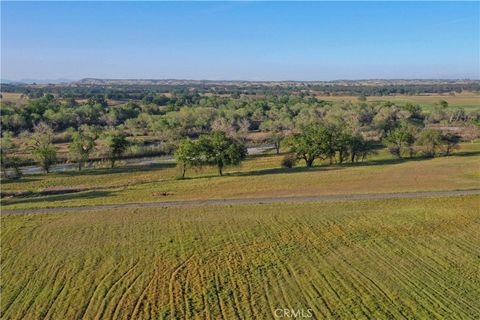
[1,1,479,81]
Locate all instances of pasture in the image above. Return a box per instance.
[0,92,26,104]
[316,91,480,110]
[2,143,479,210]
[1,196,479,319]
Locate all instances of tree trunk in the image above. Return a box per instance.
[111,159,115,168]
[218,165,223,176]
[78,162,82,171]
[181,163,186,178]
[306,157,314,167]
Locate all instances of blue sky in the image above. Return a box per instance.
[1,1,479,81]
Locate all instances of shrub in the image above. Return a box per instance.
[281,154,297,168]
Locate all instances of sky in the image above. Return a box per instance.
[1,1,479,81]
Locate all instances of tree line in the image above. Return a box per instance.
[1,92,478,179]
[1,123,129,178]
[0,119,465,180]
[2,81,479,98]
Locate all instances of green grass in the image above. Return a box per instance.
[1,196,479,319]
[316,92,480,110]
[2,143,479,210]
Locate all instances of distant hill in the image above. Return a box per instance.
[1,78,74,84]
[74,78,479,87]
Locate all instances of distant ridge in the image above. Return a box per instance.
[73,78,480,87]
[1,78,74,84]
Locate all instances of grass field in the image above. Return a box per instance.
[1,196,479,319]
[2,136,479,319]
[2,91,478,110]
[316,92,480,110]
[2,143,479,210]
[0,92,26,104]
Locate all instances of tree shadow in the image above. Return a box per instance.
[231,165,345,177]
[452,150,480,157]
[2,190,113,207]
[53,162,177,177]
[1,176,41,184]
[347,150,480,168]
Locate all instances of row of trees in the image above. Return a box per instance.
[1,123,130,178]
[2,93,479,142]
[384,122,460,158]
[171,121,462,178]
[284,126,373,167]
[0,122,465,180]
[3,81,479,100]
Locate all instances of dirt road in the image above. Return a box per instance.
[2,189,479,215]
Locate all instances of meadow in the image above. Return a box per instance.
[316,91,480,110]
[1,196,479,319]
[2,142,479,210]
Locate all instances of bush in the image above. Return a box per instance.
[281,154,297,168]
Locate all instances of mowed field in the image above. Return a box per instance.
[1,134,479,318]
[1,196,479,319]
[0,92,26,104]
[2,143,479,210]
[316,91,480,110]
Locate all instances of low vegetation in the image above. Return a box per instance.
[2,196,479,319]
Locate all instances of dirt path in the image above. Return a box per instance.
[2,189,479,215]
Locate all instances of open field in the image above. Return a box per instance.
[3,190,479,215]
[316,92,480,110]
[0,92,26,104]
[2,90,478,110]
[2,143,479,210]
[2,196,479,319]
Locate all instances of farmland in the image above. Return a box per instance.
[2,138,479,318]
[2,196,479,319]
[315,91,480,110]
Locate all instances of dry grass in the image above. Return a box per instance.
[2,143,479,210]
[0,92,27,104]
[1,196,479,319]
[316,91,480,109]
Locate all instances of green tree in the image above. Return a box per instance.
[197,131,247,176]
[0,132,21,179]
[333,129,352,164]
[383,122,417,158]
[440,132,461,156]
[347,134,372,163]
[284,126,329,167]
[260,112,293,154]
[174,139,201,178]
[104,131,129,168]
[68,126,98,171]
[29,123,57,173]
[373,106,400,136]
[415,129,442,157]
